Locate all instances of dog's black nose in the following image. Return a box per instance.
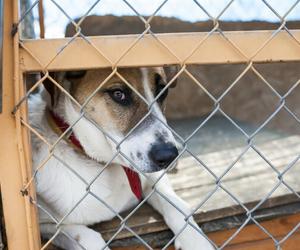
[149,143,178,168]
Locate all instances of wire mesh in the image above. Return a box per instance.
[11,0,300,249]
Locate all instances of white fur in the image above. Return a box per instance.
[119,68,177,172]
[29,69,214,250]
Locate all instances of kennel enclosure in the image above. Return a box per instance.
[0,0,300,249]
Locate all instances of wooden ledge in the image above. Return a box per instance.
[20,30,300,72]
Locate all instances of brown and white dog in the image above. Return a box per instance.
[29,67,214,250]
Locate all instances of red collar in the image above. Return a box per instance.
[48,110,142,201]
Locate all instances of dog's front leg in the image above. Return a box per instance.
[40,223,110,250]
[144,174,215,250]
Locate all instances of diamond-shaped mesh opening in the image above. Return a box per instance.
[254,62,300,95]
[220,147,282,203]
[185,64,250,101]
[220,68,283,133]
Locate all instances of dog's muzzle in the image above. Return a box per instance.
[149,142,178,169]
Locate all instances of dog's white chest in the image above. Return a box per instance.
[34,143,140,225]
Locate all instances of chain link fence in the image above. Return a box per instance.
[6,0,300,249]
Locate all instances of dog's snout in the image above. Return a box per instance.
[149,143,178,169]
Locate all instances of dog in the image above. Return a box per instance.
[29,67,215,250]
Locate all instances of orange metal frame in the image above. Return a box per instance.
[20,30,300,72]
[0,1,40,249]
[0,0,300,249]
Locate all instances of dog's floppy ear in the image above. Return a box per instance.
[65,70,86,80]
[42,72,58,107]
[163,65,179,88]
[43,71,87,107]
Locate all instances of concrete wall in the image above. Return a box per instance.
[166,63,300,134]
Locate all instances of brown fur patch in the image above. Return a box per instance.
[69,68,168,135]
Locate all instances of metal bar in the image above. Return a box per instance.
[38,0,45,39]
[0,0,3,113]
[0,1,40,250]
[19,30,300,72]
[8,0,300,249]
[19,0,35,39]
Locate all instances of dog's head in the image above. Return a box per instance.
[44,67,178,173]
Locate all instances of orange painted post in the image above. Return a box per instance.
[0,1,40,249]
[19,30,300,72]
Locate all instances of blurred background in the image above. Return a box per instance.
[24,0,300,38]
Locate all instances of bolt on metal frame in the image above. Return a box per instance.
[0,0,299,249]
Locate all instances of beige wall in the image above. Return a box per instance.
[166,63,300,133]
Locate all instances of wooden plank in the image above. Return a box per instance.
[96,197,300,242]
[105,201,300,248]
[208,213,300,246]
[226,234,300,250]
[112,234,300,250]
[45,198,300,249]
[19,30,300,72]
[111,213,300,249]
[139,232,300,250]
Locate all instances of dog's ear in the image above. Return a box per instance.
[43,71,87,107]
[163,65,179,88]
[65,70,86,80]
[42,72,58,107]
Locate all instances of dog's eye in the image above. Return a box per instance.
[113,90,125,101]
[155,74,168,103]
[108,88,132,106]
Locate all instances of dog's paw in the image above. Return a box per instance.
[72,228,110,250]
[41,223,110,250]
[174,226,215,250]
